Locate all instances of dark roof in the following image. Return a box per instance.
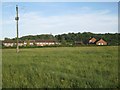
[29,40,35,43]
[2,40,15,43]
[2,40,24,43]
[2,40,58,43]
[18,40,24,43]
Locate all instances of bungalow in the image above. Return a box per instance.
[2,40,24,47]
[23,40,35,46]
[2,40,15,47]
[2,39,61,47]
[29,40,35,46]
[35,40,59,46]
[17,40,24,46]
[96,39,107,45]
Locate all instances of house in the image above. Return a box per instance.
[2,39,61,47]
[2,40,25,47]
[89,37,96,44]
[18,40,24,46]
[88,37,107,45]
[29,40,35,46]
[2,40,15,47]
[23,41,27,46]
[23,40,35,46]
[35,40,59,46]
[96,39,107,45]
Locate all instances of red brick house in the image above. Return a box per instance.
[96,39,107,45]
[89,37,97,44]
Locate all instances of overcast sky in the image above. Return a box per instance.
[2,2,118,39]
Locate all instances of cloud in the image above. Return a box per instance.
[20,10,117,34]
[2,9,118,39]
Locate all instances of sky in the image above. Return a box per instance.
[1,2,118,39]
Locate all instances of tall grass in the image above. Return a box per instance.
[2,46,118,88]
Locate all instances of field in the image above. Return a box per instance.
[2,46,118,88]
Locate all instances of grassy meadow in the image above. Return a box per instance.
[2,46,118,88]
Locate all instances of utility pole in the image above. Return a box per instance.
[15,5,19,53]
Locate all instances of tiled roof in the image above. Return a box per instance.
[89,37,96,43]
[96,39,107,43]
[2,40,57,43]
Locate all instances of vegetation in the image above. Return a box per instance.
[9,32,120,46]
[2,46,118,88]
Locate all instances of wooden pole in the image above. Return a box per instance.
[15,5,19,53]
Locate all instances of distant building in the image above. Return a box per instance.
[2,40,24,47]
[29,40,35,46]
[2,40,15,47]
[18,40,24,46]
[88,37,107,45]
[89,37,96,44]
[24,40,35,46]
[2,39,61,47]
[96,39,107,45]
[35,40,60,46]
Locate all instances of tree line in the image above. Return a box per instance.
[5,32,120,46]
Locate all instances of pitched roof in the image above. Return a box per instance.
[2,40,24,43]
[89,37,96,43]
[96,38,107,43]
[97,38,107,43]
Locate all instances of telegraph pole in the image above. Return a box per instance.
[15,5,19,53]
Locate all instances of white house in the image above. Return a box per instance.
[35,40,60,46]
[2,40,61,47]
